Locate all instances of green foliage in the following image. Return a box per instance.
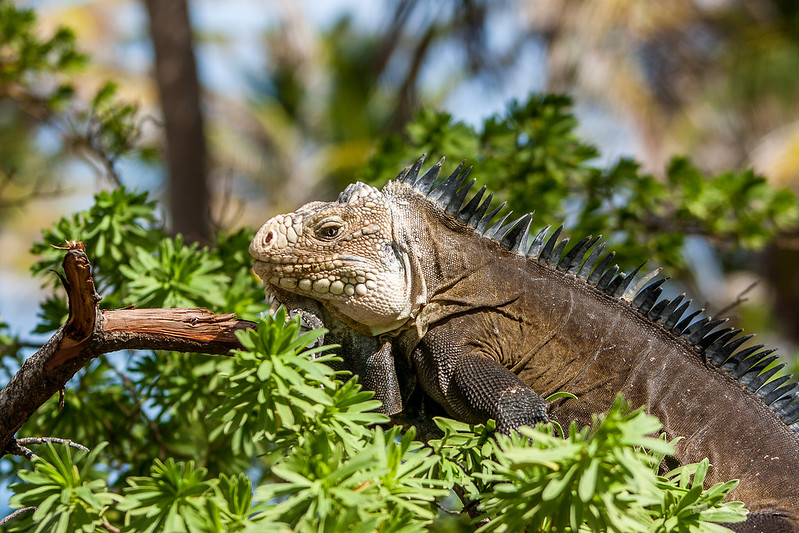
[254,427,447,531]
[5,97,770,530]
[0,3,154,217]
[119,235,228,309]
[0,4,86,99]
[476,397,730,533]
[364,95,799,271]
[30,187,163,292]
[3,3,793,531]
[211,309,384,454]
[119,459,218,533]
[654,461,747,532]
[7,443,118,533]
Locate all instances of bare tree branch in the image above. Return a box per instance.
[0,242,255,454]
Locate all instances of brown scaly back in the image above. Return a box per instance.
[390,154,799,434]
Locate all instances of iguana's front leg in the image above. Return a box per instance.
[265,287,407,415]
[412,324,549,433]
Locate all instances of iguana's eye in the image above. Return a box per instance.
[316,222,342,240]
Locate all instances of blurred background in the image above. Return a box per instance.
[2,0,799,393]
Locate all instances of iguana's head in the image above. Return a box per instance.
[250,182,419,335]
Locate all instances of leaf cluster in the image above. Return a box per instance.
[0,3,154,208]
[363,95,798,271]
[0,4,85,106]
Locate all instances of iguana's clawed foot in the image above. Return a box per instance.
[494,387,549,434]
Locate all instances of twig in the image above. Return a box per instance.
[17,437,90,452]
[5,439,36,460]
[0,506,35,527]
[102,520,121,533]
[715,280,759,318]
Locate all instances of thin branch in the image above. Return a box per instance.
[102,520,121,533]
[715,280,759,318]
[5,439,35,460]
[0,507,35,527]
[17,437,90,452]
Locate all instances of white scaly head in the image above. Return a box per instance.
[250,182,419,335]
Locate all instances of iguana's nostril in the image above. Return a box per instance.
[264,231,274,245]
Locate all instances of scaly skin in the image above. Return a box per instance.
[251,166,799,532]
[250,185,421,336]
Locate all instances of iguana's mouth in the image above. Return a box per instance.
[339,255,369,265]
[252,260,271,281]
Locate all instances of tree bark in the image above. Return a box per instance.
[144,0,211,243]
[0,243,255,454]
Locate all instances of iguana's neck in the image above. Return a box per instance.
[389,189,504,302]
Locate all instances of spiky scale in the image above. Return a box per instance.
[717,344,769,379]
[663,300,691,330]
[778,401,799,424]
[502,214,534,252]
[446,177,476,215]
[429,161,466,203]
[699,326,733,350]
[760,376,795,404]
[741,362,785,391]
[770,390,797,411]
[612,264,643,298]
[623,267,661,301]
[588,251,616,286]
[395,165,412,182]
[714,335,757,368]
[545,237,570,266]
[407,155,429,187]
[673,309,703,336]
[484,212,513,239]
[657,294,685,324]
[737,355,778,385]
[458,185,487,223]
[578,242,606,280]
[558,235,597,273]
[703,329,743,364]
[475,202,507,234]
[631,278,667,309]
[494,215,526,243]
[495,214,528,248]
[686,318,727,346]
[723,344,767,370]
[527,225,551,258]
[467,192,494,228]
[596,265,620,291]
[681,317,711,341]
[648,298,671,321]
[729,347,771,378]
[413,156,444,193]
[538,226,564,265]
[605,272,627,296]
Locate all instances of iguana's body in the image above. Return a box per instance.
[250,157,799,531]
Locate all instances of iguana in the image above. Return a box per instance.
[249,156,799,532]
